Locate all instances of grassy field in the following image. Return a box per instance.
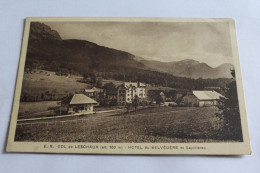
[15,106,229,142]
[18,101,59,119]
[21,70,90,98]
[102,79,123,86]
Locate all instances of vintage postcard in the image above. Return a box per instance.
[6,17,251,155]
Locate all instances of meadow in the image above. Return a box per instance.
[18,101,59,119]
[21,70,90,100]
[15,106,227,143]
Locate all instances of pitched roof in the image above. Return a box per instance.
[70,94,97,105]
[91,87,104,93]
[123,82,146,88]
[85,89,95,93]
[124,82,138,88]
[192,90,223,100]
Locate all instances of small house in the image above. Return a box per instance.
[92,87,104,97]
[84,89,95,97]
[84,87,104,98]
[68,94,97,114]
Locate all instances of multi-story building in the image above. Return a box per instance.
[117,82,146,105]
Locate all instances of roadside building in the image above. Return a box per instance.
[66,94,98,114]
[117,82,146,105]
[84,87,104,98]
[182,90,224,107]
[84,88,95,97]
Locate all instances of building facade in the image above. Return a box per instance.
[85,87,104,98]
[117,82,146,105]
[84,89,95,97]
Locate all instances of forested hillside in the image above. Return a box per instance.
[24,22,232,90]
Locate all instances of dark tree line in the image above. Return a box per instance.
[216,69,243,141]
[109,67,231,90]
[25,49,232,92]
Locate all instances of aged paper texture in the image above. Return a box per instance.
[6,17,251,155]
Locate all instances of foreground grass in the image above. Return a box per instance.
[15,106,228,142]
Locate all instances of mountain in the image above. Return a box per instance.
[140,59,234,79]
[26,22,147,75]
[25,22,233,88]
[29,22,62,40]
[214,63,235,78]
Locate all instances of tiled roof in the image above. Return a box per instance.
[123,82,146,88]
[124,82,138,88]
[70,94,97,105]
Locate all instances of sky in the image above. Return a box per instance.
[45,21,234,67]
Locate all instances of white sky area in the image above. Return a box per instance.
[44,21,234,67]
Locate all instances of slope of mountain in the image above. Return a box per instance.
[26,22,147,75]
[29,22,62,40]
[26,22,233,80]
[214,63,234,78]
[141,59,233,79]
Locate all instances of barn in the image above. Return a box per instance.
[67,94,98,114]
[192,90,224,107]
[181,90,224,107]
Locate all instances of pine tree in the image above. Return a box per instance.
[217,69,243,141]
[155,94,163,107]
[96,78,103,88]
[132,95,139,112]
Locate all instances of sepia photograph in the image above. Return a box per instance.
[6,18,251,155]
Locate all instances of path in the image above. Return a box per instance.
[17,108,125,124]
